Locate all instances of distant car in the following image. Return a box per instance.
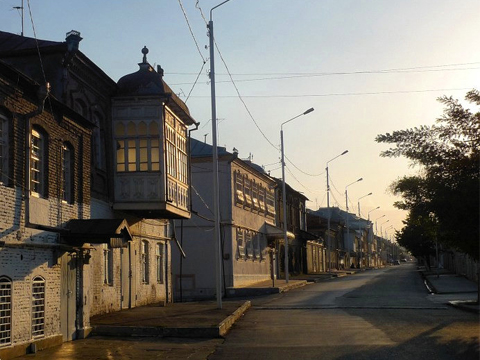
[400,259,407,262]
[393,260,401,265]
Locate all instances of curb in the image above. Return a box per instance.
[448,300,480,314]
[226,280,308,297]
[91,300,251,339]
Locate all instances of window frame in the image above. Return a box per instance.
[0,111,8,184]
[141,241,149,284]
[156,243,164,284]
[103,245,114,285]
[30,127,46,198]
[61,143,74,204]
[0,276,12,347]
[31,276,45,338]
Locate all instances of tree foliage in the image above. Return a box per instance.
[376,89,479,260]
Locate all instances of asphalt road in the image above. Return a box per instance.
[209,264,480,360]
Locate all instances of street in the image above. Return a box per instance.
[209,264,479,360]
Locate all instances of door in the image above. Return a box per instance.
[60,252,77,341]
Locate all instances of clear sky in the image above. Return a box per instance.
[1,0,479,235]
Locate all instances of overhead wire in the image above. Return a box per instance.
[177,0,207,103]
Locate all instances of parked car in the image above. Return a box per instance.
[393,260,401,265]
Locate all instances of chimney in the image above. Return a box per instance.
[65,30,82,52]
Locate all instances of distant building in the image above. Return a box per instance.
[172,138,284,300]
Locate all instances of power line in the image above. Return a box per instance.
[187,87,474,98]
[168,61,480,76]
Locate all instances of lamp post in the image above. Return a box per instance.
[281,107,314,283]
[345,178,362,268]
[326,150,348,272]
[380,219,390,239]
[375,214,386,235]
[208,0,233,310]
[357,192,372,217]
[366,206,380,268]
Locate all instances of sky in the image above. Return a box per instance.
[1,0,479,236]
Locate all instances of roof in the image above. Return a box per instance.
[116,46,196,126]
[273,177,309,201]
[262,222,295,240]
[190,137,231,158]
[64,219,132,248]
[0,30,61,53]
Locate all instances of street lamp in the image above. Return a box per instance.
[368,206,380,221]
[208,0,234,310]
[281,107,314,283]
[345,178,362,269]
[365,206,380,268]
[375,214,386,234]
[380,219,390,237]
[357,192,372,217]
[326,150,348,272]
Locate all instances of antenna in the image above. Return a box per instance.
[13,0,24,36]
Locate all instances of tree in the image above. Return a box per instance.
[376,89,479,261]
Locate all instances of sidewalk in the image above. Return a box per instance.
[91,299,251,338]
[420,267,479,314]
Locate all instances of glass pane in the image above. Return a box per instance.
[152,163,160,171]
[117,164,125,172]
[138,122,147,136]
[140,148,148,162]
[127,122,136,136]
[140,163,148,171]
[149,122,159,135]
[115,122,125,136]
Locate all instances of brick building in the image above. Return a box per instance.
[0,30,197,358]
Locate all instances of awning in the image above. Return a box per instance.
[262,222,295,240]
[63,219,132,248]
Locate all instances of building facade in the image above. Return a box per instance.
[172,139,284,301]
[0,30,197,358]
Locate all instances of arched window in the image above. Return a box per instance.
[141,241,149,284]
[32,276,45,338]
[0,276,12,346]
[156,243,164,284]
[62,143,74,203]
[31,127,47,197]
[0,110,8,184]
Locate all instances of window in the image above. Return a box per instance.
[0,276,12,346]
[235,171,244,204]
[252,182,259,210]
[141,241,149,284]
[115,120,160,173]
[253,233,260,259]
[62,143,73,203]
[103,245,113,285]
[266,190,276,217]
[245,231,253,259]
[32,276,45,338]
[244,178,252,207]
[258,186,266,212]
[165,110,188,184]
[236,228,245,259]
[0,111,8,184]
[156,243,164,284]
[31,127,46,197]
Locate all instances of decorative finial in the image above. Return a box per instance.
[142,46,149,63]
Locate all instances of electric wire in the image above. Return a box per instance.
[169,61,480,76]
[186,87,474,98]
[177,0,207,103]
